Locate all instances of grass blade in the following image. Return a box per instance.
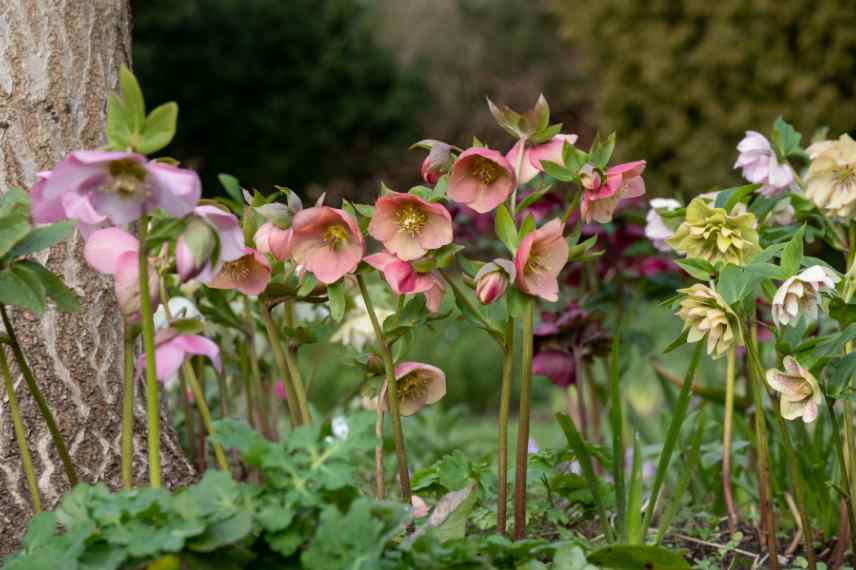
[626,434,644,544]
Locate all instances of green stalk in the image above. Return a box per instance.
[722,347,738,534]
[607,328,626,540]
[0,305,78,486]
[513,298,534,540]
[0,346,41,511]
[181,362,230,471]
[178,371,199,464]
[121,332,136,489]
[626,434,644,544]
[497,316,514,535]
[258,301,303,426]
[357,274,412,504]
[825,395,856,553]
[245,298,276,434]
[283,300,311,424]
[237,342,257,431]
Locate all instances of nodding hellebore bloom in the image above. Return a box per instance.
[447,147,516,214]
[254,222,292,261]
[474,259,515,305]
[420,141,454,185]
[805,133,856,220]
[384,362,446,416]
[139,326,222,383]
[288,206,364,284]
[771,265,840,327]
[514,218,569,302]
[676,284,740,358]
[668,197,760,266]
[580,160,646,224]
[364,251,446,312]
[176,205,245,284]
[734,131,795,197]
[644,198,682,253]
[766,356,822,423]
[208,248,272,296]
[33,150,200,227]
[506,134,579,185]
[532,302,610,388]
[368,192,453,262]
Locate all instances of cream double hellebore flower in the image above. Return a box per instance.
[668,198,760,266]
[805,134,856,220]
[676,284,740,358]
[766,356,822,423]
[771,265,840,327]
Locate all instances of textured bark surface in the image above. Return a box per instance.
[0,0,195,557]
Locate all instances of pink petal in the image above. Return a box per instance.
[152,343,187,383]
[417,203,454,251]
[146,162,201,218]
[195,205,245,262]
[61,191,108,225]
[84,228,139,274]
[42,151,139,202]
[171,335,223,373]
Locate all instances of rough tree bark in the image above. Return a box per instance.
[0,0,195,556]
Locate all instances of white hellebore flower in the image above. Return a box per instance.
[153,297,201,331]
[331,296,392,351]
[766,356,822,423]
[644,198,681,252]
[734,131,795,197]
[771,265,839,327]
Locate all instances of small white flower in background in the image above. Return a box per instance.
[765,196,796,226]
[771,265,840,327]
[331,415,349,439]
[766,356,822,423]
[644,198,681,252]
[527,437,539,454]
[734,131,796,197]
[293,301,327,323]
[331,296,393,351]
[153,297,201,331]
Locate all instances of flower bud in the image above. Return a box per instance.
[474,259,516,305]
[579,164,601,191]
[421,142,453,185]
[176,216,217,282]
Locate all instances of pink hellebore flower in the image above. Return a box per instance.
[368,192,453,261]
[83,227,158,323]
[421,142,453,185]
[365,251,446,312]
[447,147,516,214]
[387,361,446,416]
[474,259,516,305]
[254,222,292,261]
[208,248,272,296]
[139,327,222,383]
[36,151,200,226]
[580,161,646,224]
[289,206,364,284]
[514,219,569,302]
[734,131,795,197]
[275,380,288,401]
[506,134,579,185]
[176,205,245,283]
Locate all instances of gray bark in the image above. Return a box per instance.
[0,0,194,557]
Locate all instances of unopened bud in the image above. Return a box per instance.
[421,142,453,184]
[474,259,515,305]
[579,164,602,190]
[176,216,217,282]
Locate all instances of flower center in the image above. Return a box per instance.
[836,165,856,187]
[323,224,350,249]
[395,204,427,238]
[398,372,429,402]
[525,252,546,275]
[223,255,253,282]
[105,159,149,199]
[470,156,501,185]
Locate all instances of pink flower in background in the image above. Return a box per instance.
[420,142,453,184]
[83,227,158,323]
[139,326,222,383]
[532,302,610,387]
[365,251,446,312]
[275,380,288,401]
[580,160,646,224]
[36,151,200,226]
[411,495,429,518]
[387,361,446,416]
[734,131,795,196]
[506,134,579,185]
[514,219,569,302]
[448,147,516,213]
[176,205,245,283]
[289,206,364,283]
[208,248,271,296]
[644,198,681,252]
[254,222,292,261]
[368,192,452,261]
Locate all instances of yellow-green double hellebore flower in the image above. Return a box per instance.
[668,197,760,266]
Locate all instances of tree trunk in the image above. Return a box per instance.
[0,0,195,556]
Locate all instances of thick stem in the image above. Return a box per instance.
[258,301,302,426]
[497,316,514,535]
[245,298,276,435]
[357,274,412,504]
[0,305,78,487]
[282,301,311,424]
[0,346,41,512]
[573,349,589,439]
[722,347,738,534]
[237,342,257,431]
[513,299,534,540]
[182,362,230,472]
[121,333,136,489]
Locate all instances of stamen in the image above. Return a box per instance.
[105,159,149,199]
[470,156,501,185]
[398,372,429,402]
[324,224,350,249]
[224,256,252,281]
[395,204,427,238]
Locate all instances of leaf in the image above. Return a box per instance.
[218,174,244,206]
[18,260,80,313]
[553,545,599,570]
[297,273,319,297]
[590,131,616,169]
[829,298,856,329]
[426,484,477,542]
[674,258,714,281]
[138,102,178,155]
[826,352,856,397]
[6,221,76,259]
[540,160,575,182]
[716,264,751,305]
[713,184,760,210]
[188,512,253,553]
[772,116,802,158]
[0,263,46,314]
[119,65,146,132]
[327,280,346,322]
[780,224,805,276]
[587,545,691,569]
[519,214,536,241]
[0,189,32,258]
[662,329,689,354]
[495,204,518,253]
[518,185,555,212]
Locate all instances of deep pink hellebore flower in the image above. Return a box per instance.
[254,222,292,261]
[474,259,516,305]
[364,251,446,312]
[207,248,271,296]
[368,192,453,261]
[514,218,569,302]
[138,326,222,383]
[447,147,516,214]
[506,134,579,185]
[580,160,646,224]
[176,205,246,283]
[288,206,364,284]
[387,361,446,416]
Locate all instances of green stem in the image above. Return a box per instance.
[0,345,41,511]
[244,303,275,436]
[825,395,856,553]
[722,347,738,534]
[497,316,514,535]
[513,298,534,540]
[0,305,78,486]
[182,362,230,472]
[237,336,257,431]
[121,332,136,489]
[178,370,198,465]
[283,300,311,424]
[509,135,527,217]
[438,269,499,336]
[258,301,303,426]
[357,274,412,504]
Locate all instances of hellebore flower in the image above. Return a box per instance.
[668,197,760,266]
[474,259,515,305]
[139,326,222,383]
[254,222,292,261]
[385,361,446,416]
[448,147,516,214]
[734,131,795,196]
[580,160,646,224]
[771,265,840,327]
[289,206,364,284]
[676,284,740,358]
[364,251,446,312]
[176,205,245,283]
[154,297,201,330]
[83,227,158,323]
[532,302,610,387]
[766,356,822,423]
[36,151,200,226]
[514,218,569,302]
[275,380,288,402]
[421,142,453,185]
[208,248,271,296]
[368,192,453,261]
[506,134,579,185]
[805,134,856,220]
[644,198,681,252]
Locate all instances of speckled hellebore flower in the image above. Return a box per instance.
[676,284,740,358]
[805,134,856,220]
[288,206,364,284]
[253,222,292,261]
[580,160,646,224]
[385,362,446,416]
[644,198,681,253]
[771,265,840,327]
[447,147,516,214]
[766,356,822,423]
[506,134,579,185]
[368,192,452,261]
[176,205,245,283]
[514,219,569,302]
[474,259,515,305]
[208,248,271,296]
[364,251,446,312]
[139,327,222,383]
[668,197,760,266]
[734,131,795,197]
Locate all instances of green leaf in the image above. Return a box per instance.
[218,174,244,206]
[0,189,32,258]
[830,298,856,329]
[519,214,536,241]
[188,512,253,553]
[18,260,80,313]
[780,225,805,277]
[119,65,146,132]
[717,264,752,305]
[138,102,178,155]
[327,280,346,322]
[427,484,478,542]
[590,132,616,169]
[553,545,599,570]
[495,204,518,254]
[674,258,714,281]
[626,435,644,544]
[722,183,760,212]
[540,160,575,182]
[563,142,589,175]
[587,545,691,569]
[506,286,531,319]
[826,352,856,398]
[662,329,690,354]
[7,221,76,259]
[297,273,319,297]
[518,185,555,212]
[106,93,134,150]
[772,116,802,158]
[0,263,47,314]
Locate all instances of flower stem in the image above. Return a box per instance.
[357,274,412,505]
[0,304,78,487]
[283,300,312,424]
[509,136,528,218]
[121,332,136,489]
[178,370,199,465]
[258,301,303,426]
[722,346,738,534]
[826,395,856,554]
[375,396,385,500]
[181,362,230,472]
[513,297,534,540]
[0,345,41,511]
[244,299,276,435]
[497,316,515,535]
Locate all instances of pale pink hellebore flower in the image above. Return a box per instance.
[208,248,272,296]
[176,205,246,283]
[386,361,446,416]
[254,222,292,261]
[766,356,822,423]
[506,134,579,185]
[138,327,222,383]
[447,147,516,214]
[421,142,453,185]
[734,131,795,197]
[364,251,446,312]
[514,219,569,302]
[474,259,516,305]
[288,206,364,284]
[580,160,646,224]
[368,192,452,262]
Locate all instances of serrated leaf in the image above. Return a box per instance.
[188,512,253,553]
[590,132,616,169]
[217,173,244,206]
[0,190,32,258]
[17,260,80,313]
[540,160,575,182]
[107,94,134,151]
[138,102,178,155]
[7,221,76,259]
[495,204,518,254]
[772,116,802,158]
[426,484,477,542]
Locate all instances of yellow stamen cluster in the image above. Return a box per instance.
[106,159,149,199]
[470,155,502,185]
[395,204,427,238]
[223,256,252,281]
[398,371,429,402]
[323,224,350,249]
